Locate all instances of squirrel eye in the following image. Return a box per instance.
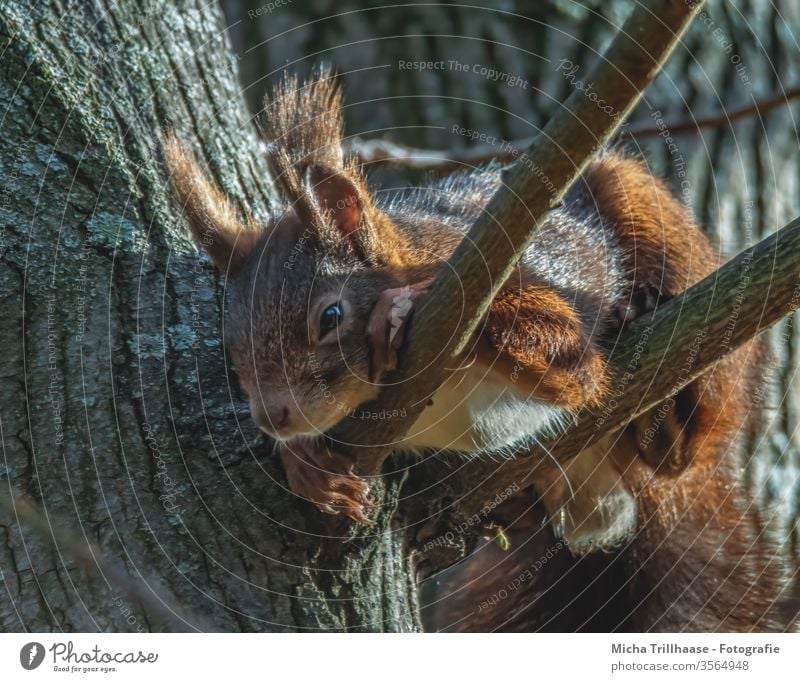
[319,303,344,339]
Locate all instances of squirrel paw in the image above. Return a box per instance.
[278,438,372,523]
[367,278,432,383]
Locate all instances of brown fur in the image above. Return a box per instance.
[480,284,609,409]
[424,154,796,631]
[582,154,754,474]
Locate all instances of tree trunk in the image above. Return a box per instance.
[0,0,417,632]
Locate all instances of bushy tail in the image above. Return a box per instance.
[581,152,753,473]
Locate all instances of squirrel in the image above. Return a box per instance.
[164,70,796,629]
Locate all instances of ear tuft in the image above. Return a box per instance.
[262,67,344,174]
[163,133,257,274]
[261,69,413,266]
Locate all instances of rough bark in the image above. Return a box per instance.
[0,0,417,632]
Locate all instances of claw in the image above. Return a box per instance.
[278,438,372,522]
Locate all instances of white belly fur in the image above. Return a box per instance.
[403,363,565,453]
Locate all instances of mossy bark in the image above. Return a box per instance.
[0,0,418,632]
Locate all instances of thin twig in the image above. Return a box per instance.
[347,85,800,172]
[626,83,800,137]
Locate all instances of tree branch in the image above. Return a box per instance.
[330,0,706,458]
[420,216,800,527]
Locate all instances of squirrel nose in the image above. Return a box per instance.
[272,406,290,428]
[250,400,290,433]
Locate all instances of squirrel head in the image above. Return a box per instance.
[163,69,414,441]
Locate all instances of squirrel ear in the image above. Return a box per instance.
[307,166,363,239]
[163,134,257,274]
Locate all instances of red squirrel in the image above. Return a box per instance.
[164,70,796,630]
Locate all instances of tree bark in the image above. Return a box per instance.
[0,0,417,632]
